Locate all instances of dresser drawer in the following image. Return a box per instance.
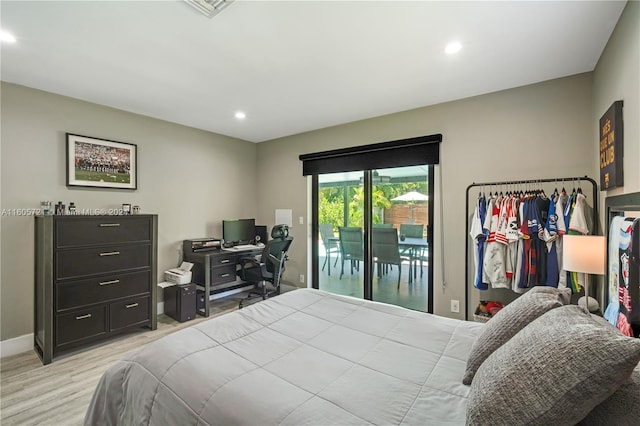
[211,253,236,267]
[110,295,150,331]
[56,305,107,346]
[56,216,152,248]
[211,264,238,285]
[56,270,150,311]
[57,244,151,280]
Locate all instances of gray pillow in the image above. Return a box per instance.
[462,286,571,385]
[582,363,640,425]
[466,305,640,426]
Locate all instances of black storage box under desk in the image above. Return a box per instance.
[164,284,196,322]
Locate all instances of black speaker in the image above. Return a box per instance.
[255,225,268,244]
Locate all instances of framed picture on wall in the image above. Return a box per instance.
[66,133,137,190]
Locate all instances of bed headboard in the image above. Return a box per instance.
[604,191,640,337]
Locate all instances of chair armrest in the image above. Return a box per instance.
[238,256,261,271]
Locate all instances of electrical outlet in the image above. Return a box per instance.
[299,274,305,283]
[450,299,460,313]
[299,216,304,225]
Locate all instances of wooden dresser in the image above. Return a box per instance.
[34,215,158,364]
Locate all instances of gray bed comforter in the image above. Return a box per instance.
[85,288,482,425]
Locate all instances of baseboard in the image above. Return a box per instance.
[0,333,33,358]
[1,302,166,359]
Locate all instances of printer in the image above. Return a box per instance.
[183,238,222,254]
[164,261,194,285]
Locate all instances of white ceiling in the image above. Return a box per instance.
[0,0,627,143]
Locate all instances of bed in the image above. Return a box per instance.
[85,288,482,425]
[85,275,640,425]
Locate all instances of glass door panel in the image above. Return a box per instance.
[370,166,430,312]
[314,166,431,313]
[317,171,364,298]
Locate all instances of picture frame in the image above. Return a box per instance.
[66,133,137,190]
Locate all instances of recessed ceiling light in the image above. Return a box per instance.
[445,41,462,55]
[0,30,16,43]
[235,111,246,119]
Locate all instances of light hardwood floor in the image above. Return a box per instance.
[0,304,239,426]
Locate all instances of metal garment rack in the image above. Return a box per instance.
[464,175,598,320]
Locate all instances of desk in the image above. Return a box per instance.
[183,246,262,317]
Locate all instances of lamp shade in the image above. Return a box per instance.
[563,235,606,275]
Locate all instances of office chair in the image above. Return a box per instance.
[237,224,293,308]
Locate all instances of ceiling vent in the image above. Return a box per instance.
[184,0,234,18]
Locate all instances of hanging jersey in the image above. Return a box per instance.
[470,197,488,290]
[616,218,639,337]
[556,192,568,235]
[604,216,628,326]
[568,193,590,235]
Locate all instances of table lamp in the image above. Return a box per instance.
[563,234,606,313]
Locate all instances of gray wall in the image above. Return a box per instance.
[256,1,640,320]
[0,83,258,340]
[257,73,596,319]
[594,0,640,198]
[592,0,640,304]
[1,1,637,343]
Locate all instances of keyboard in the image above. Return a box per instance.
[230,244,261,250]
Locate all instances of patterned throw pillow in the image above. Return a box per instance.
[466,305,640,426]
[462,286,571,385]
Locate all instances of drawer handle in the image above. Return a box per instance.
[220,259,230,264]
[99,223,121,227]
[220,273,231,278]
[99,279,120,286]
[76,314,92,320]
[99,251,121,257]
[125,303,139,309]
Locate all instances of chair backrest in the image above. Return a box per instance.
[372,228,401,264]
[262,225,293,275]
[400,224,424,238]
[373,223,393,228]
[319,224,335,245]
[338,227,363,260]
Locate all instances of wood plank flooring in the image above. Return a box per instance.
[0,304,239,426]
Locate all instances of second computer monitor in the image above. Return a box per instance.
[222,218,255,245]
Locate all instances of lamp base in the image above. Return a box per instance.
[578,296,600,313]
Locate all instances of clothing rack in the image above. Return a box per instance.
[464,175,598,320]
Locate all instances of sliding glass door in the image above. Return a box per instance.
[317,171,365,298]
[315,165,432,312]
[301,134,440,313]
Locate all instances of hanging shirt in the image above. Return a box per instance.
[604,216,629,326]
[470,196,488,290]
[505,196,520,284]
[544,193,560,287]
[615,218,639,337]
[568,193,590,235]
[483,196,508,289]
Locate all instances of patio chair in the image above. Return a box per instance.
[400,224,426,279]
[319,224,340,275]
[372,227,411,289]
[338,227,363,279]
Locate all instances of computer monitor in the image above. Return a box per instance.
[222,218,256,245]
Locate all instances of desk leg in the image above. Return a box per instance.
[203,254,211,317]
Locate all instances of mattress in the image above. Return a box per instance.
[84,288,483,425]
